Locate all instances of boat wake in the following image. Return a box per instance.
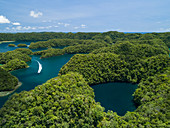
[36,60,42,73]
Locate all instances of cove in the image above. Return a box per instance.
[0,54,73,108]
[91,82,137,116]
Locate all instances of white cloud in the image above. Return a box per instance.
[74,27,79,29]
[37,26,52,29]
[81,24,86,27]
[46,26,52,29]
[58,22,64,25]
[74,24,87,29]
[30,11,43,18]
[165,28,170,31]
[5,27,10,30]
[23,26,31,30]
[12,22,21,25]
[14,26,22,30]
[42,20,52,23]
[6,25,57,31]
[38,26,45,29]
[0,15,10,23]
[57,22,70,27]
[7,26,33,31]
[64,23,70,27]
[17,26,36,30]
[159,28,170,32]
[81,24,86,28]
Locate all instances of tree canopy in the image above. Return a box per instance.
[0,67,18,91]
[0,31,170,127]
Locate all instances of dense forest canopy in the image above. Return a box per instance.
[0,48,32,91]
[0,31,169,47]
[0,32,100,41]
[0,49,31,64]
[0,31,170,127]
[2,58,28,72]
[59,53,170,84]
[0,67,19,91]
[0,67,169,127]
[31,33,169,59]
[8,44,16,47]
[29,39,107,49]
[34,42,109,58]
[17,43,27,47]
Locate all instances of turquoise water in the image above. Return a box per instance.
[0,53,73,108]
[91,83,137,116]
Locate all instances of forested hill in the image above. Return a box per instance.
[0,31,170,47]
[0,48,32,72]
[0,67,19,91]
[0,32,99,41]
[0,48,32,91]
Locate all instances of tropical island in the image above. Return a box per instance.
[0,31,169,127]
[17,43,28,47]
[8,44,16,47]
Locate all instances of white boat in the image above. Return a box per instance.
[36,60,42,73]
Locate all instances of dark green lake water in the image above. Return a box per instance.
[0,41,138,115]
[91,83,137,116]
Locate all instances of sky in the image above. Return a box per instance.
[0,0,170,32]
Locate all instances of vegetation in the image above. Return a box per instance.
[0,50,31,64]
[2,58,28,71]
[14,48,33,55]
[29,39,105,49]
[92,31,170,48]
[0,48,32,71]
[0,48,31,90]
[34,48,65,58]
[59,41,169,84]
[0,32,169,47]
[8,44,16,47]
[0,32,99,41]
[0,67,18,91]
[0,66,169,127]
[91,40,169,60]
[0,31,170,127]
[17,43,27,47]
[63,42,108,54]
[31,33,169,59]
[0,72,104,127]
[59,53,170,84]
[100,72,170,127]
[34,42,109,58]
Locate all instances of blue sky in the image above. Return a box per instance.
[0,0,170,32]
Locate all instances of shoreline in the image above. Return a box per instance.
[0,41,15,44]
[0,82,22,97]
